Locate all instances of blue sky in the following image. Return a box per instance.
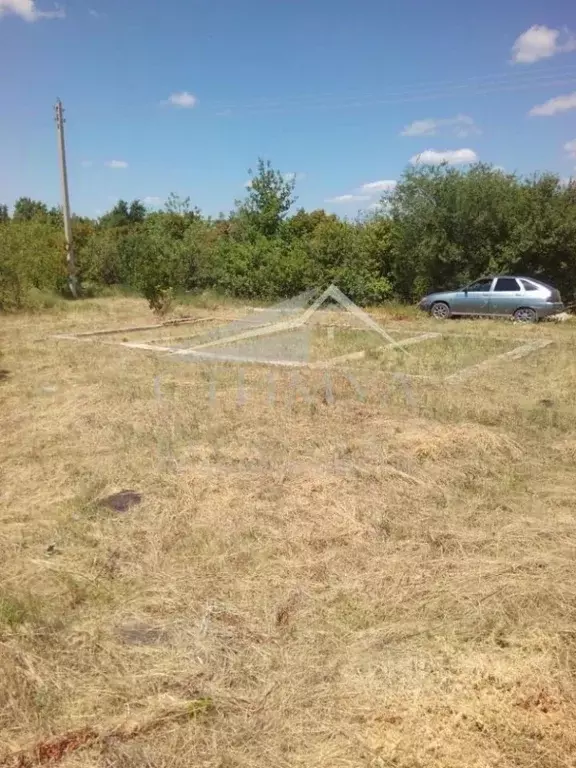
[0,0,575,217]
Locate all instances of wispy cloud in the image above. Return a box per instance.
[165,91,198,109]
[105,160,128,169]
[80,160,93,168]
[565,139,576,158]
[325,194,371,204]
[325,179,396,206]
[358,180,397,194]
[88,8,100,17]
[0,0,64,21]
[529,92,576,117]
[401,114,480,138]
[411,149,478,165]
[512,25,576,64]
[143,196,162,206]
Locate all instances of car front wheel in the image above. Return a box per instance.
[430,301,451,319]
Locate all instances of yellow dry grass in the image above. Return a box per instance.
[1,297,576,767]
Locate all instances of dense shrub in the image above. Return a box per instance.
[0,219,66,310]
[1,163,575,312]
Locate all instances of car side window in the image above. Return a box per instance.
[467,279,493,292]
[519,279,538,291]
[494,278,520,292]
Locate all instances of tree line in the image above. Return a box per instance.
[1,159,575,312]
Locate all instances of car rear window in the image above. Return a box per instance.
[519,279,539,291]
[494,278,520,291]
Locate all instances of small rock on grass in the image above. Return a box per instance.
[99,490,142,513]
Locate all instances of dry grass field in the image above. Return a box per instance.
[2,297,576,767]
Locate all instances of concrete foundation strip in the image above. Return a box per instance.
[445,339,553,382]
[53,315,220,339]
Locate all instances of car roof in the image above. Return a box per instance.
[476,275,549,285]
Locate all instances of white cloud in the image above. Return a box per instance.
[401,114,480,138]
[325,194,371,204]
[358,179,397,194]
[411,149,478,165]
[166,91,197,109]
[325,180,396,206]
[80,160,93,168]
[0,0,64,20]
[88,8,99,17]
[529,92,576,116]
[143,196,162,206]
[512,25,576,64]
[367,202,384,211]
[401,118,438,137]
[565,139,576,158]
[105,160,128,169]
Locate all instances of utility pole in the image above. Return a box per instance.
[54,99,78,297]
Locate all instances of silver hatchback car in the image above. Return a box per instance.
[418,276,564,322]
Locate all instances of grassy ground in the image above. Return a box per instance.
[1,297,576,767]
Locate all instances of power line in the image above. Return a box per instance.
[209,62,576,110]
[12,64,576,123]
[235,77,576,116]
[207,67,576,115]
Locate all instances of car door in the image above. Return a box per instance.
[452,278,494,315]
[489,277,524,316]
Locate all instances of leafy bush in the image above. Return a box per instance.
[2,162,576,312]
[0,219,66,310]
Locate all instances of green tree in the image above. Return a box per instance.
[99,200,131,228]
[281,208,337,240]
[13,197,49,222]
[0,219,66,309]
[0,205,9,224]
[128,200,146,224]
[237,159,296,238]
[78,229,124,285]
[47,206,63,228]
[165,193,201,219]
[389,164,521,299]
[308,217,391,303]
[505,174,576,299]
[131,228,188,314]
